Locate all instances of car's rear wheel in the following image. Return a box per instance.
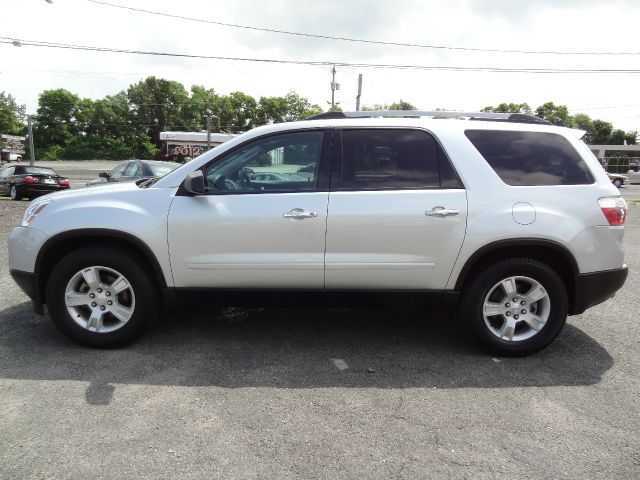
[613,178,623,188]
[10,184,22,201]
[460,258,568,356]
[46,247,158,348]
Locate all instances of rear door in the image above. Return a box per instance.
[325,128,467,290]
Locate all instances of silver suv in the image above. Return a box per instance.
[8,111,628,355]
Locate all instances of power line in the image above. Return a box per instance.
[4,37,640,74]
[87,0,640,57]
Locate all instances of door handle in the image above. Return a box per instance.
[425,206,459,217]
[283,208,318,219]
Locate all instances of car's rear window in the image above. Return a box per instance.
[149,162,180,177]
[464,130,594,186]
[24,167,57,175]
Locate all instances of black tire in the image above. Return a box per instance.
[459,258,568,356]
[9,184,22,201]
[46,246,159,348]
[613,178,623,188]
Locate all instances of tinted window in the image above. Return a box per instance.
[24,167,56,175]
[124,162,141,177]
[465,130,594,186]
[205,131,323,193]
[109,162,128,178]
[334,129,461,190]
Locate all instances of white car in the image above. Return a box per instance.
[8,111,628,355]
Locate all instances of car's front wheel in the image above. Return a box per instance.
[613,178,623,188]
[46,246,159,348]
[460,258,568,356]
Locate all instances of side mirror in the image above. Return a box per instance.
[99,172,109,178]
[183,170,205,195]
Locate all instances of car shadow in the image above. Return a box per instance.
[0,301,613,399]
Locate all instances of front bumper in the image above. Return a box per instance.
[571,266,628,315]
[10,269,44,314]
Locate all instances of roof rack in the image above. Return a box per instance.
[306,110,551,125]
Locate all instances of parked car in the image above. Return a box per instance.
[86,160,180,186]
[8,111,628,355]
[0,164,69,200]
[607,172,628,188]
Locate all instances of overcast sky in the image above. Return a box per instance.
[2,0,640,131]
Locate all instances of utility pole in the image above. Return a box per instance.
[204,112,212,150]
[27,115,35,166]
[355,74,363,111]
[329,66,340,110]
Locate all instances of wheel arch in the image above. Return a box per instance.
[35,229,167,304]
[454,239,579,313]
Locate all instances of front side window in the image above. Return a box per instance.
[124,162,141,177]
[465,130,595,186]
[109,162,129,179]
[333,129,461,190]
[204,131,324,193]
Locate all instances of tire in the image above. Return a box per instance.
[9,184,22,201]
[46,246,159,348]
[613,178,623,188]
[460,258,568,356]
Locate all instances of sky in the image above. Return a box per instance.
[2,0,640,132]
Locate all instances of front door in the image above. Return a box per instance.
[168,129,332,289]
[324,128,468,290]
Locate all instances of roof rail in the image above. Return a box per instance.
[306,110,551,125]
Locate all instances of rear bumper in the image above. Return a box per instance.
[19,185,69,196]
[571,266,628,315]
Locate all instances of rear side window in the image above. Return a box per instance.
[465,130,594,186]
[333,129,462,190]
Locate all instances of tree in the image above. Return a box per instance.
[363,100,416,111]
[481,103,532,115]
[256,92,322,124]
[0,91,26,135]
[127,77,191,148]
[535,102,574,127]
[34,89,82,158]
[591,119,613,144]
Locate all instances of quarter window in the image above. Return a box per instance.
[333,129,461,190]
[465,130,595,186]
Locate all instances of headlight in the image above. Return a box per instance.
[21,200,51,227]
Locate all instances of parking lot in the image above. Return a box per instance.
[0,186,639,479]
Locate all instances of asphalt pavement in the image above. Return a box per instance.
[0,186,639,479]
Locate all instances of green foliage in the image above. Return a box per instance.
[0,92,26,135]
[363,100,416,111]
[481,103,532,115]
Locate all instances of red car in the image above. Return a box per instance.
[0,165,70,200]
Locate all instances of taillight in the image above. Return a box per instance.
[23,176,40,184]
[599,197,627,226]
[59,178,70,186]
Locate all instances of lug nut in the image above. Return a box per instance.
[107,300,113,305]
[91,302,97,307]
[106,292,111,297]
[505,311,511,316]
[100,306,106,311]
[521,300,526,306]
[505,303,511,308]
[513,298,518,302]
[97,288,103,293]
[89,293,95,299]
[521,309,527,314]
[514,314,520,320]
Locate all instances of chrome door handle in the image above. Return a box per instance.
[283,208,318,219]
[425,206,459,217]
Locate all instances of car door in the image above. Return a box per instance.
[119,161,143,182]
[0,167,15,195]
[168,129,332,289]
[325,128,468,290]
